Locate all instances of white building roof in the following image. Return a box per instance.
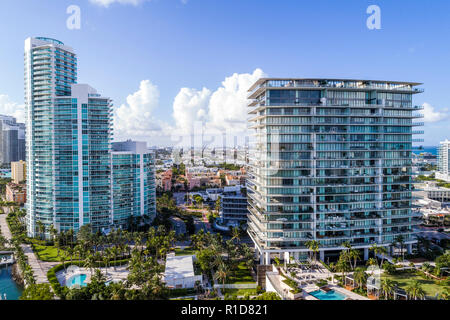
[164,254,196,280]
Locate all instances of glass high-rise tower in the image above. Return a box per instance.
[24,37,112,236]
[436,140,450,182]
[247,78,424,264]
[111,140,156,229]
[24,37,156,237]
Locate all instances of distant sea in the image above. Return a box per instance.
[412,146,438,156]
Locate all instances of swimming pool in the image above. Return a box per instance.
[66,274,87,288]
[309,289,346,300]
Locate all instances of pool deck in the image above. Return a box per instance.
[56,265,129,286]
[326,285,370,300]
[302,284,370,300]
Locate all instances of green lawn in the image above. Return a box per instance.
[31,242,71,262]
[174,247,196,256]
[382,272,447,298]
[223,288,258,296]
[226,262,255,284]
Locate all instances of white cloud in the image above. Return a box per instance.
[208,68,266,133]
[172,87,211,134]
[171,68,266,136]
[422,102,448,123]
[114,80,169,141]
[0,94,25,123]
[89,0,148,7]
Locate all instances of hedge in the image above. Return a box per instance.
[47,259,129,298]
[168,288,197,297]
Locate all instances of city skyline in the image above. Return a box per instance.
[0,0,449,146]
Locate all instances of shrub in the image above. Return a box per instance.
[315,279,328,287]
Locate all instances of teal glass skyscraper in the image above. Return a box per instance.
[111,140,156,229]
[247,78,424,264]
[24,37,113,236]
[24,37,155,237]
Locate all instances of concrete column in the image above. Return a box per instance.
[407,243,413,255]
[284,252,290,265]
[364,248,369,261]
[260,252,264,265]
[265,252,270,265]
[319,250,325,262]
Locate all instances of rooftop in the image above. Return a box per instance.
[164,254,196,280]
[248,78,423,92]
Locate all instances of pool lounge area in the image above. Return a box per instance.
[56,265,130,288]
[66,274,87,288]
[308,289,347,300]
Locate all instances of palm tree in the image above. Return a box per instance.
[36,220,45,240]
[215,263,230,292]
[366,258,377,276]
[348,249,360,270]
[369,244,380,266]
[103,254,109,276]
[49,224,58,245]
[336,255,350,285]
[84,254,96,277]
[231,227,241,244]
[353,267,368,289]
[394,235,405,261]
[405,280,426,300]
[61,254,67,271]
[377,246,388,268]
[305,240,320,263]
[438,287,450,300]
[380,279,396,300]
[66,246,74,266]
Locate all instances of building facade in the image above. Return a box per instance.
[24,37,155,237]
[0,115,25,164]
[220,185,248,226]
[247,78,423,264]
[6,182,26,204]
[436,140,450,182]
[111,140,156,229]
[11,160,26,184]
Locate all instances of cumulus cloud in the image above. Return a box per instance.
[172,87,211,135]
[171,68,266,136]
[422,102,448,123]
[0,94,25,123]
[89,0,148,7]
[114,80,169,141]
[208,68,266,132]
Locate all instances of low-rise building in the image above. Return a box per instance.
[11,160,26,184]
[163,253,202,289]
[5,182,26,204]
[416,182,450,208]
[220,186,248,226]
[156,169,173,192]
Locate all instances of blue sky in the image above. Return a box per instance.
[0,0,449,146]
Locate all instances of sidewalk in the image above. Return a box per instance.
[0,214,12,241]
[20,244,58,284]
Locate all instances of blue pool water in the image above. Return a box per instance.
[67,274,87,287]
[0,265,23,300]
[309,289,346,300]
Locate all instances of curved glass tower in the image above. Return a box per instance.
[24,37,112,236]
[247,78,424,264]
